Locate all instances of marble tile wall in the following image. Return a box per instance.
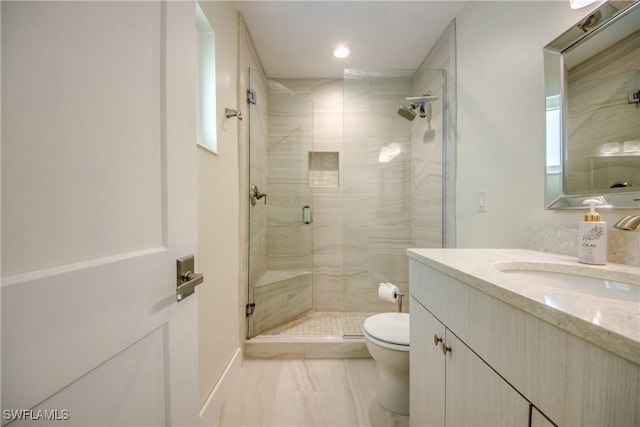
[411,69,445,250]
[248,74,316,336]
[252,273,313,335]
[277,79,348,311]
[415,21,457,249]
[266,82,314,273]
[343,73,414,312]
[252,71,446,318]
[565,29,640,194]
[248,69,269,293]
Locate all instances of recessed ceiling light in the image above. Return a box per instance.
[333,45,351,59]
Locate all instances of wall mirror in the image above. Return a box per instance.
[544,0,639,209]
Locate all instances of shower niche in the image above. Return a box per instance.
[308,151,339,188]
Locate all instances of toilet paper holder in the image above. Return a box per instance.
[395,291,404,313]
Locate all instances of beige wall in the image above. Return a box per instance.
[196,0,241,409]
[455,1,638,249]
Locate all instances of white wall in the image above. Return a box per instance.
[455,1,637,248]
[196,0,241,413]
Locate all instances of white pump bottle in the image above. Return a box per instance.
[578,199,607,265]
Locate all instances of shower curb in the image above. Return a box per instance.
[244,336,371,359]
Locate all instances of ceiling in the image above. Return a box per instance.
[233,1,466,79]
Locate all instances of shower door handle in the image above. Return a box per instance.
[302,205,313,224]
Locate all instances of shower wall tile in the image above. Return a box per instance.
[312,224,344,255]
[268,74,436,313]
[265,80,314,274]
[368,252,409,285]
[312,253,344,310]
[342,224,368,254]
[272,79,349,311]
[339,75,413,312]
[312,190,343,226]
[411,68,445,250]
[313,112,343,149]
[248,70,270,292]
[267,225,312,265]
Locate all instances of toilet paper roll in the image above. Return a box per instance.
[378,282,399,303]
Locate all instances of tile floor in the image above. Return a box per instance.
[218,358,409,427]
[261,311,374,338]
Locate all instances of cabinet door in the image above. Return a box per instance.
[410,298,446,427]
[445,332,530,426]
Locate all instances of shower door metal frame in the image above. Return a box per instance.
[246,68,314,338]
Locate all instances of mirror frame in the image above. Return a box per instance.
[543,0,640,209]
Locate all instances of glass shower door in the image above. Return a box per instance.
[247,68,314,338]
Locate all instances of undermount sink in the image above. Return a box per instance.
[495,262,640,303]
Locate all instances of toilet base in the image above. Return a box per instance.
[376,365,410,415]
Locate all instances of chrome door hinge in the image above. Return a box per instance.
[247,89,257,105]
[628,90,640,104]
[246,303,256,317]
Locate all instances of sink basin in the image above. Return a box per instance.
[495,262,639,303]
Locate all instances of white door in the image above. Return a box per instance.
[1,2,199,426]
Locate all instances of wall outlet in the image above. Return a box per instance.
[477,190,487,212]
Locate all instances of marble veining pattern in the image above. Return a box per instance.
[218,359,409,427]
[565,29,639,194]
[407,248,640,365]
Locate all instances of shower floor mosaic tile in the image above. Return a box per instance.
[261,311,374,337]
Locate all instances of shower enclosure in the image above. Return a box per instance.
[247,67,446,339]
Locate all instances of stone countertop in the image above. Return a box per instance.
[407,248,640,366]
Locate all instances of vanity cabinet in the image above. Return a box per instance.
[409,256,640,426]
[410,296,530,426]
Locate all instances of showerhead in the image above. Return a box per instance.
[397,104,416,121]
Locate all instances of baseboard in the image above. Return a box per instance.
[198,347,242,427]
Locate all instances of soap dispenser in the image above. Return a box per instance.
[578,199,607,265]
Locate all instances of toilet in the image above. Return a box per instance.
[363,312,410,415]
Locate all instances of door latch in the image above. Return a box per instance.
[176,255,204,302]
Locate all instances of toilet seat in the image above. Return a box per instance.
[363,313,409,351]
